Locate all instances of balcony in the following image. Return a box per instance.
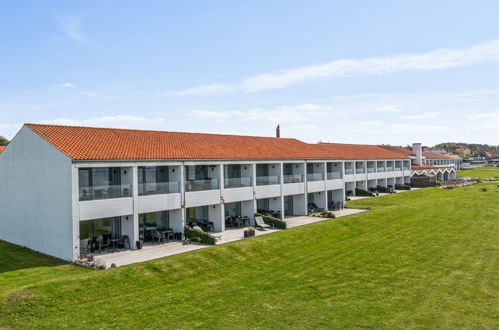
[355,168,365,174]
[185,179,220,192]
[256,175,280,186]
[79,184,132,201]
[386,166,394,172]
[345,168,354,175]
[327,171,341,180]
[307,172,324,181]
[284,174,304,184]
[138,181,180,196]
[224,176,253,189]
[367,167,376,173]
[377,167,385,172]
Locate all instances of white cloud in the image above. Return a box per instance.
[161,84,235,97]
[400,111,442,120]
[76,92,116,100]
[52,82,77,89]
[166,39,499,96]
[373,105,402,113]
[349,120,451,134]
[40,115,167,129]
[190,103,331,124]
[60,16,90,43]
[466,111,499,131]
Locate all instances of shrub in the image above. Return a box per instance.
[481,187,488,192]
[311,211,335,218]
[395,184,411,190]
[355,188,374,197]
[254,213,287,229]
[184,226,216,245]
[377,185,395,194]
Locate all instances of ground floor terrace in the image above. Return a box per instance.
[90,208,368,267]
[77,176,410,259]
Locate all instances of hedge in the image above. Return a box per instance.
[376,185,395,194]
[254,213,287,229]
[395,183,411,190]
[355,188,374,197]
[184,226,216,245]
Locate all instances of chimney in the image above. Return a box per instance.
[412,143,422,165]
[276,124,280,138]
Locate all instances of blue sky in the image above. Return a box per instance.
[1,0,499,145]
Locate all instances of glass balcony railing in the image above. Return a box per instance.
[283,174,304,184]
[256,175,280,186]
[307,172,324,181]
[355,168,365,174]
[403,166,410,170]
[327,171,341,180]
[395,167,402,171]
[377,167,385,172]
[79,184,132,201]
[138,181,180,196]
[345,168,354,175]
[386,167,394,171]
[224,176,253,188]
[367,167,375,173]
[185,179,220,192]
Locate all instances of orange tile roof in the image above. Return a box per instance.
[0,146,5,153]
[26,124,339,161]
[378,145,413,156]
[316,143,408,159]
[26,124,412,161]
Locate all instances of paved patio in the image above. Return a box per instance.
[91,208,368,268]
[92,227,281,268]
[285,208,367,228]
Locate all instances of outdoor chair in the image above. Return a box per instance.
[94,236,109,254]
[117,235,130,250]
[225,216,234,228]
[233,217,243,228]
[151,230,163,244]
[193,225,222,241]
[254,216,271,230]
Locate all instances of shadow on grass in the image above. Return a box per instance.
[0,240,66,273]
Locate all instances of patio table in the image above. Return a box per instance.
[160,229,175,243]
[109,238,120,252]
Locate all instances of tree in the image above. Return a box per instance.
[0,135,9,146]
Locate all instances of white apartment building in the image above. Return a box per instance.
[0,124,411,261]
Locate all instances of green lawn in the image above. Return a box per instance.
[1,168,498,329]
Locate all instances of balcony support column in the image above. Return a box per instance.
[219,165,225,232]
[123,166,139,250]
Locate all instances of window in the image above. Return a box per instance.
[79,217,121,240]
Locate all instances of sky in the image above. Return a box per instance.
[1,0,499,146]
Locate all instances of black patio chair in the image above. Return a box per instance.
[94,236,109,254]
[151,230,163,244]
[117,235,130,250]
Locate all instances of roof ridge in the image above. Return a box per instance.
[25,123,299,141]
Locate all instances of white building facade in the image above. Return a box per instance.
[0,124,411,261]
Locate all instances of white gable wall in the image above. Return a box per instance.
[0,126,74,260]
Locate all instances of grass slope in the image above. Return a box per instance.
[1,168,498,329]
